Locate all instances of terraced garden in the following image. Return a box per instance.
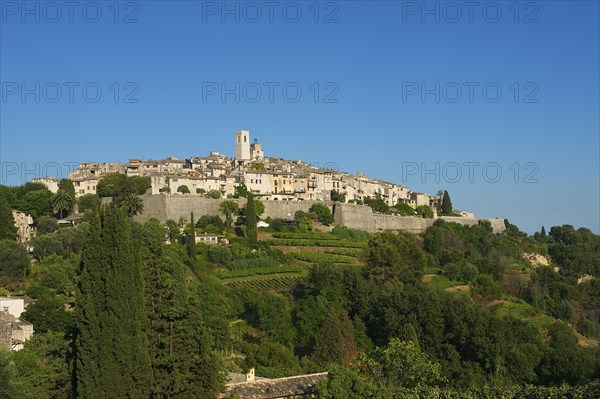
[264,230,367,267]
[218,229,369,291]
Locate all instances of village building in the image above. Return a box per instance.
[32,176,60,193]
[12,210,35,243]
[62,129,461,216]
[0,297,34,351]
[221,370,328,399]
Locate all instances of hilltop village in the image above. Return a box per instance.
[34,130,473,218]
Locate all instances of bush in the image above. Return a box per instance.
[576,318,597,338]
[309,203,333,225]
[207,246,232,265]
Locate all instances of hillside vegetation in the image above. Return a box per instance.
[0,186,599,398]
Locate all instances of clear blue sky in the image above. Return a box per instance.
[1,1,598,234]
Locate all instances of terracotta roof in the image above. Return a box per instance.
[222,372,327,399]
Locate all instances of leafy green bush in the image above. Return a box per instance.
[309,203,333,225]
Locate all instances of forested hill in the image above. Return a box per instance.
[0,185,599,398]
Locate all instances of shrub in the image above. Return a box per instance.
[309,203,333,225]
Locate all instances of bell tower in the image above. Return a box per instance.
[235,130,251,161]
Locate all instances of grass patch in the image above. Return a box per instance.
[216,265,301,280]
[324,248,363,257]
[225,275,302,291]
[425,275,463,290]
[289,251,355,264]
[272,232,342,240]
[265,238,368,248]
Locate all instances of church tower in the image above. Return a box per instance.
[235,130,251,161]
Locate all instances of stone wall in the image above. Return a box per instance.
[134,195,506,234]
[333,203,506,234]
[134,195,333,224]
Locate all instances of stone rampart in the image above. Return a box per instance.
[134,195,506,234]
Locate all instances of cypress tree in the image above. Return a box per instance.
[0,191,17,241]
[245,193,257,244]
[188,212,197,259]
[75,206,151,398]
[541,226,546,237]
[141,220,224,398]
[441,190,453,215]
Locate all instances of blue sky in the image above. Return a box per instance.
[1,0,598,234]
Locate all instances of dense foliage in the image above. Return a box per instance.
[1,181,599,398]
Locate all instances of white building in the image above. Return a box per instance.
[32,177,59,193]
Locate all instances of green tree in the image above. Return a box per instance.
[245,193,258,243]
[219,200,239,228]
[441,190,453,215]
[9,332,71,399]
[0,240,30,284]
[393,202,415,216]
[51,190,73,219]
[141,225,224,397]
[206,189,221,199]
[364,194,390,214]
[355,338,445,389]
[415,205,433,218]
[234,183,248,198]
[309,203,333,225]
[96,173,149,203]
[75,206,151,398]
[0,350,15,398]
[36,215,58,234]
[188,212,197,259]
[122,194,144,217]
[78,194,100,214]
[166,219,181,244]
[22,189,53,220]
[177,185,190,194]
[541,225,546,237]
[315,366,375,399]
[364,232,426,286]
[57,178,76,212]
[20,295,73,334]
[0,191,17,241]
[330,190,346,202]
[313,307,357,366]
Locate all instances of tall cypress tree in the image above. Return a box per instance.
[245,193,257,244]
[441,190,453,215]
[75,206,151,398]
[188,212,197,259]
[0,191,17,241]
[541,226,546,237]
[141,220,224,398]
